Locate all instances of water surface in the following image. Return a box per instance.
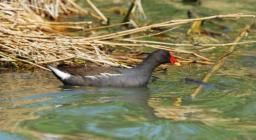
[1,49,256,139]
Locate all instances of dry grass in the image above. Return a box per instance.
[0,1,255,71]
[0,1,123,70]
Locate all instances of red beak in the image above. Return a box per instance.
[169,52,181,66]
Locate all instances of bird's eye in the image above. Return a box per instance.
[162,54,167,58]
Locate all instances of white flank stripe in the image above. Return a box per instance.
[100,73,122,76]
[85,76,97,80]
[84,73,121,79]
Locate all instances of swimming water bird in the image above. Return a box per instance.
[48,50,180,87]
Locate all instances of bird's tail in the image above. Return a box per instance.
[48,65,71,81]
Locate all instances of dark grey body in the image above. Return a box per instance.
[64,68,151,87]
[49,50,171,87]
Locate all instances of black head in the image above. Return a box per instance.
[150,50,178,64]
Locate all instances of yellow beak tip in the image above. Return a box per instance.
[174,62,181,66]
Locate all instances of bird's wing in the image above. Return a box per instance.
[57,65,123,76]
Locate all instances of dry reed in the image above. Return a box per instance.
[0,1,255,71]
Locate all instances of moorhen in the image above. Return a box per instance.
[48,49,180,87]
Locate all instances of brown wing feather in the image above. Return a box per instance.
[57,65,122,76]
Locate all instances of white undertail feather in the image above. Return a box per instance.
[48,66,71,80]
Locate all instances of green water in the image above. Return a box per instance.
[1,0,256,140]
[0,48,256,139]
